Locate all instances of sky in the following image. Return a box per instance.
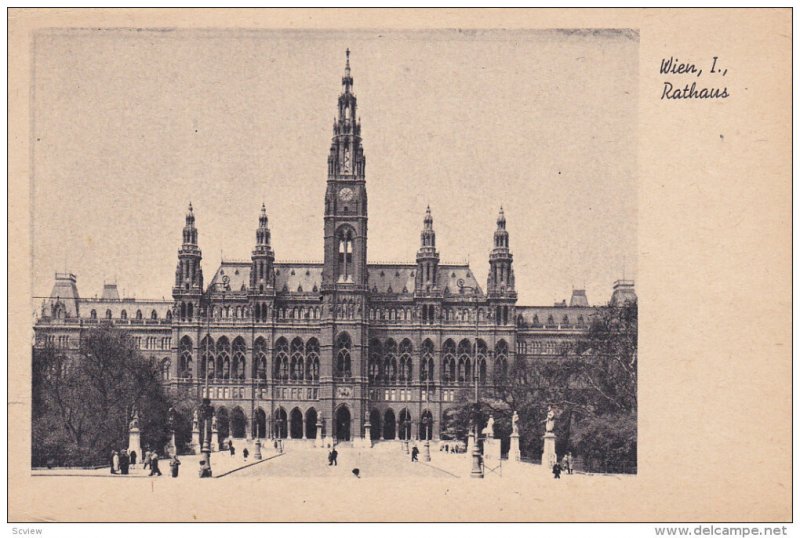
[31,28,637,306]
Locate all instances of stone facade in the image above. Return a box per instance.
[33,51,635,447]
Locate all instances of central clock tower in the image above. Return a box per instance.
[323,49,367,290]
[320,50,369,445]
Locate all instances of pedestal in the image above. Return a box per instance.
[254,438,262,460]
[170,432,177,456]
[542,432,557,471]
[191,428,201,455]
[363,424,372,448]
[214,428,221,452]
[315,419,323,448]
[508,433,521,464]
[467,430,475,455]
[484,437,501,462]
[128,427,142,459]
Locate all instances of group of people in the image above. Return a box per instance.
[109,447,181,478]
[227,441,249,461]
[440,443,466,454]
[552,452,574,479]
[109,449,134,475]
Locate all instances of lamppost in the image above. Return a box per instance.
[199,301,213,478]
[422,414,431,462]
[275,416,284,453]
[457,278,484,479]
[168,406,176,457]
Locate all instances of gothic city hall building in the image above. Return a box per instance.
[34,51,636,447]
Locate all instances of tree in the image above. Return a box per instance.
[32,327,179,467]
[443,299,637,471]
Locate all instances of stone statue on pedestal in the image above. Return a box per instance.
[192,409,199,431]
[482,415,495,438]
[512,411,519,434]
[129,405,140,430]
[545,406,555,433]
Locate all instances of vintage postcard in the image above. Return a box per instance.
[7,8,791,523]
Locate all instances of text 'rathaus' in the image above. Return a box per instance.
[34,50,636,445]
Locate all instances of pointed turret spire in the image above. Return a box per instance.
[342,48,353,94]
[255,203,271,247]
[174,202,203,300]
[416,205,440,291]
[251,203,275,292]
[183,202,197,245]
[488,206,515,298]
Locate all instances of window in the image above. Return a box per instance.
[216,337,231,380]
[90,309,97,320]
[274,338,289,381]
[457,339,472,383]
[151,310,158,320]
[399,339,413,384]
[179,336,193,379]
[368,339,382,384]
[306,338,320,382]
[335,332,352,378]
[232,337,247,381]
[106,309,112,319]
[161,358,171,381]
[120,310,127,321]
[337,228,354,283]
[495,340,509,383]
[420,339,434,383]
[200,335,215,379]
[383,339,397,383]
[254,337,268,381]
[290,337,305,381]
[136,310,142,320]
[442,339,456,383]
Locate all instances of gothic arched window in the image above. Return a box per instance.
[179,336,193,379]
[477,339,488,385]
[383,339,397,383]
[335,332,352,378]
[232,337,247,381]
[399,339,413,384]
[216,337,231,380]
[457,339,472,384]
[420,339,434,383]
[200,336,215,380]
[106,309,112,319]
[136,310,142,320]
[368,339,382,384]
[254,337,268,382]
[306,338,320,382]
[442,339,456,384]
[290,337,305,382]
[120,310,128,321]
[274,338,289,382]
[495,340,509,383]
[90,309,97,320]
[336,228,354,283]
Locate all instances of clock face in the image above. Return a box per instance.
[339,187,354,202]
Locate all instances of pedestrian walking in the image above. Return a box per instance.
[120,449,130,475]
[229,441,235,457]
[331,447,338,466]
[112,450,120,474]
[130,450,137,466]
[411,446,419,462]
[143,450,151,470]
[109,451,117,474]
[169,455,181,478]
[566,452,574,474]
[552,461,562,479]
[327,446,333,466]
[149,452,162,476]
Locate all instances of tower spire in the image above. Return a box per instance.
[416,205,440,292]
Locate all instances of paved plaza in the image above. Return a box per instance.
[32,441,616,482]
